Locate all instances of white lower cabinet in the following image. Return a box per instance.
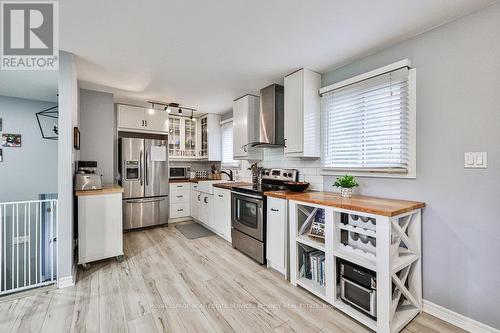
[170,202,190,219]
[266,197,287,275]
[199,193,214,229]
[213,188,232,242]
[190,184,200,221]
[77,192,123,265]
[169,182,190,221]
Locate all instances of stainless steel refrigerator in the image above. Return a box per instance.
[120,137,169,230]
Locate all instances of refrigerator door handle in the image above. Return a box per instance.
[145,150,149,186]
[125,197,167,204]
[140,150,143,186]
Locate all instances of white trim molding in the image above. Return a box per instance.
[58,275,75,289]
[423,300,500,333]
[319,59,411,95]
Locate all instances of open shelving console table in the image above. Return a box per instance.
[288,192,425,333]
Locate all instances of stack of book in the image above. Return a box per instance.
[301,250,326,286]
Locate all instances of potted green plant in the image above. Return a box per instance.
[333,175,359,198]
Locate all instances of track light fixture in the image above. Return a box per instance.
[148,102,155,115]
[147,101,198,120]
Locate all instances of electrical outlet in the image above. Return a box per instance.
[464,152,487,169]
[13,235,30,244]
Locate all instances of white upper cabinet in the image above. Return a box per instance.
[284,69,321,158]
[117,104,168,133]
[117,104,146,130]
[232,95,263,160]
[168,114,221,161]
[197,114,221,161]
[144,108,169,132]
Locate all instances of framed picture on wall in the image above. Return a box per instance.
[1,133,22,147]
[73,127,80,150]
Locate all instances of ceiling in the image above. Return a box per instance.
[58,0,496,113]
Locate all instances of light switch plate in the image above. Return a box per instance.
[464,152,487,169]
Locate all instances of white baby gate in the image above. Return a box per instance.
[0,199,58,296]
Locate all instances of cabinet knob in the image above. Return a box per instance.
[271,208,279,212]
[177,195,183,198]
[204,197,208,204]
[218,194,223,198]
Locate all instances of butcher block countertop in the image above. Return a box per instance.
[75,184,124,197]
[264,190,300,199]
[213,182,252,190]
[270,191,425,217]
[169,178,201,183]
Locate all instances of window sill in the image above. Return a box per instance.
[320,169,416,179]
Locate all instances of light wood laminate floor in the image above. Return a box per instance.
[0,224,467,333]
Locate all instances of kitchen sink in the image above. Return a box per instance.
[197,180,235,194]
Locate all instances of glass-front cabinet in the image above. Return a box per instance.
[168,114,221,161]
[199,117,208,157]
[168,117,182,157]
[184,118,197,157]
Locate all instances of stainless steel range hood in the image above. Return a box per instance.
[249,84,285,148]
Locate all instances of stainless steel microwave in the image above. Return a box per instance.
[340,261,377,318]
[169,166,190,179]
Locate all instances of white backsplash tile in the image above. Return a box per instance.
[171,148,324,190]
[225,148,325,190]
[262,148,324,190]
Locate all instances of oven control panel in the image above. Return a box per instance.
[261,168,298,182]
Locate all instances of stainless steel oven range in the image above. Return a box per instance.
[231,168,298,264]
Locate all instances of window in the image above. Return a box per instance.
[320,61,416,177]
[221,120,240,168]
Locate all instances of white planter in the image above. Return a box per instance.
[341,187,353,198]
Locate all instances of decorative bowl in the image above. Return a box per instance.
[285,181,310,192]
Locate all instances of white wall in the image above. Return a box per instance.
[79,89,114,183]
[57,51,79,283]
[0,96,58,202]
[322,4,500,329]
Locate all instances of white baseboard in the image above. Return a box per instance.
[57,275,75,289]
[423,300,500,333]
[168,217,193,224]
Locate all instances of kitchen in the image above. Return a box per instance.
[0,1,499,333]
[71,64,462,333]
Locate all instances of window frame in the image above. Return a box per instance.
[319,59,416,179]
[220,118,241,169]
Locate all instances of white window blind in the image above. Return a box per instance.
[321,67,413,172]
[221,121,240,168]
